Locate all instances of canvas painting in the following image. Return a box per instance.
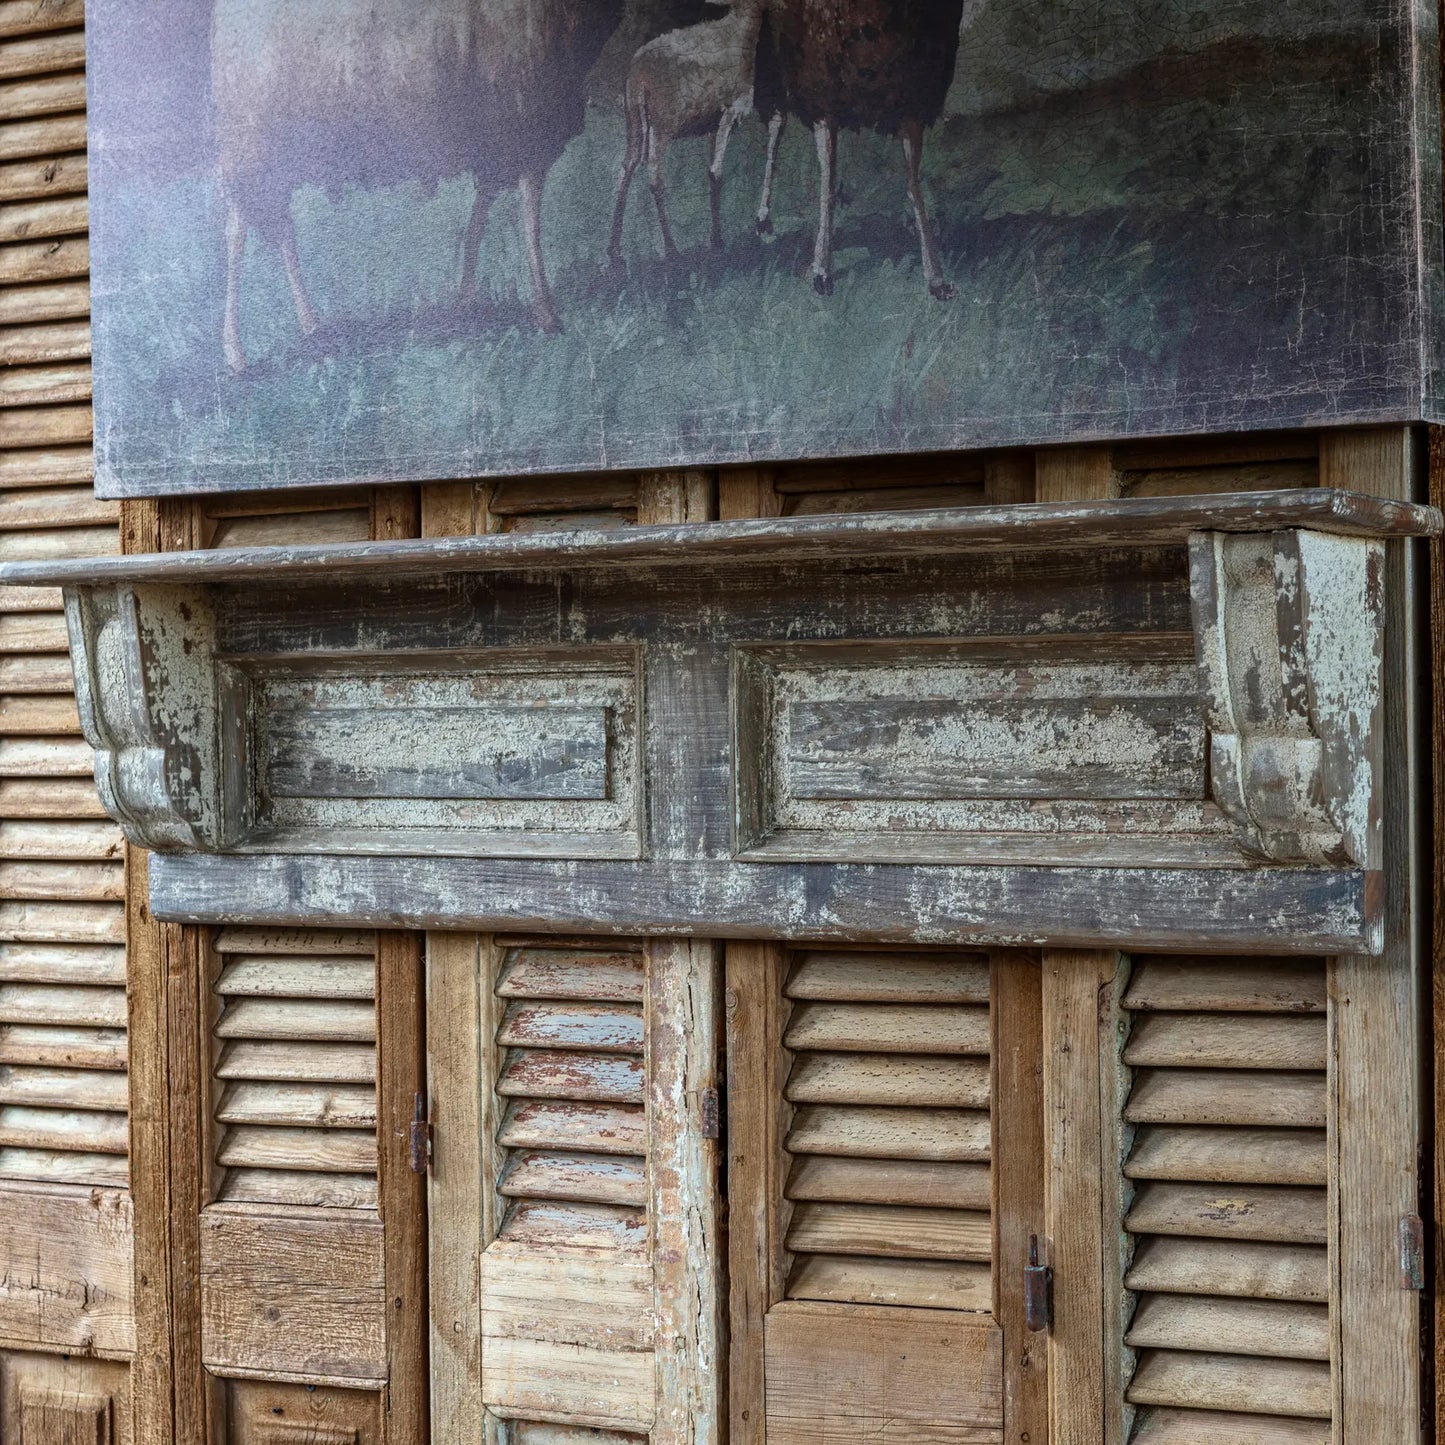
[88,0,1442,496]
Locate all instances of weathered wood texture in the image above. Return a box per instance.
[1319,427,1423,1445]
[1432,424,1445,1445]
[727,946,1039,1442]
[121,500,211,1445]
[1120,954,1332,1437]
[0,0,126,1211]
[210,927,379,1208]
[48,485,1419,948]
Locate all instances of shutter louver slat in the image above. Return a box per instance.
[1122,954,1333,1438]
[780,948,994,1311]
[210,927,378,1207]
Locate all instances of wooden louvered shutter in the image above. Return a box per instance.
[1120,955,1330,1441]
[727,944,1044,1444]
[210,927,378,1209]
[429,932,720,1442]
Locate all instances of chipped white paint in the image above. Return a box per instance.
[66,582,222,851]
[1190,529,1382,867]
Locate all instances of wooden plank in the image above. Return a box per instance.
[214,997,376,1043]
[785,1201,991,1261]
[0,234,86,283]
[217,1126,375,1175]
[785,1154,992,1210]
[1125,1294,1329,1361]
[216,1040,375,1085]
[145,854,1379,955]
[993,952,1048,1445]
[785,1104,990,1161]
[784,1051,990,1108]
[785,1253,993,1311]
[499,1149,646,1207]
[1320,426,1421,1445]
[498,1099,646,1156]
[497,945,644,1002]
[0,1024,125,1070]
[1041,949,1116,1445]
[0,1181,133,1353]
[479,1244,654,1352]
[481,1334,655,1432]
[1121,959,1323,1017]
[0,317,91,363]
[214,926,376,956]
[219,1168,378,1210]
[376,930,428,1445]
[1126,1349,1331,1419]
[9,490,1438,592]
[1125,1070,1326,1128]
[724,941,788,1445]
[215,1081,376,1129]
[763,1302,1003,1442]
[1131,1408,1329,1444]
[200,1205,387,1382]
[1123,1014,1326,1071]
[783,1002,989,1054]
[0,821,124,860]
[0,695,80,736]
[497,1198,646,1254]
[647,937,722,1445]
[1124,1237,1329,1303]
[425,931,486,1445]
[786,950,991,1003]
[1036,444,1117,503]
[216,954,375,1000]
[0,1065,127,1110]
[1125,1182,1327,1244]
[497,1048,644,1104]
[497,1000,644,1054]
[0,1,85,38]
[0,941,125,985]
[1124,1127,1328,1187]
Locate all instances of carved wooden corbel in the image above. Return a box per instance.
[1189,528,1383,867]
[66,581,225,851]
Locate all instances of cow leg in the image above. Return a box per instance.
[223,201,247,373]
[901,119,955,300]
[280,215,319,335]
[709,102,743,251]
[647,126,679,261]
[609,90,645,271]
[519,172,561,335]
[756,111,785,236]
[810,118,837,295]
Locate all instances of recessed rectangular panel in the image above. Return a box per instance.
[737,642,1230,866]
[227,649,642,859]
[265,704,610,801]
[786,695,1203,800]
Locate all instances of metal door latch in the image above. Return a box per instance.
[1024,1234,1053,1332]
[700,1086,720,1140]
[409,1092,432,1174]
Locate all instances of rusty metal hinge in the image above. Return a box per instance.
[1399,1214,1424,1290]
[700,1086,720,1140]
[1024,1234,1053,1332]
[409,1092,432,1175]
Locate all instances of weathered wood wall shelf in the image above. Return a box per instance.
[3,490,1435,953]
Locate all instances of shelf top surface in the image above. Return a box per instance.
[3,489,1438,591]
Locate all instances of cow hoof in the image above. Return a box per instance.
[812,271,834,297]
[930,280,958,301]
[756,216,774,238]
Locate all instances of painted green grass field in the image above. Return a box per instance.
[92,19,1412,491]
